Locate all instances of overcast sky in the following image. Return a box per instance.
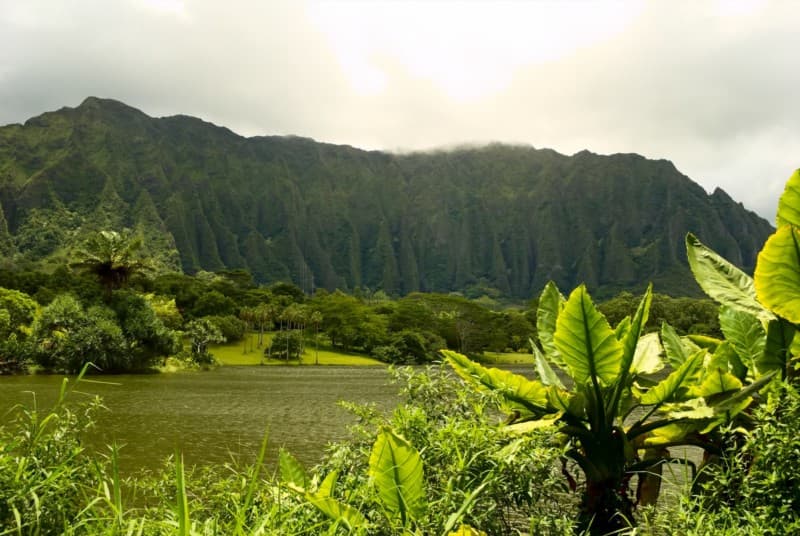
[1,0,798,220]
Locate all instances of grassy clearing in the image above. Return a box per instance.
[480,351,533,365]
[211,332,384,366]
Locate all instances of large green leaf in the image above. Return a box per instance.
[369,428,426,525]
[640,351,704,405]
[443,350,551,419]
[306,495,369,531]
[631,332,664,375]
[279,449,308,492]
[690,367,743,398]
[686,233,773,321]
[537,281,566,366]
[660,322,697,369]
[622,285,655,376]
[776,168,800,227]
[754,225,800,323]
[759,317,796,378]
[531,339,565,388]
[707,341,747,381]
[554,285,623,386]
[718,306,765,376]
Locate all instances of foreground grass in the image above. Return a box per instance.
[211,333,384,366]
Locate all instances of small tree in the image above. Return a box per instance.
[267,331,303,362]
[185,319,225,365]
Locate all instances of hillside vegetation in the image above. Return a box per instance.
[0,97,772,298]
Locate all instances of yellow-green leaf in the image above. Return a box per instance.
[279,449,308,492]
[443,350,551,419]
[691,368,743,398]
[369,428,426,524]
[554,285,623,386]
[306,494,368,531]
[755,224,800,324]
[718,306,765,376]
[661,322,694,368]
[537,281,566,367]
[640,351,704,405]
[776,168,800,227]
[686,233,773,321]
[631,332,664,375]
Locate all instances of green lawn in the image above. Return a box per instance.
[211,333,384,366]
[480,351,534,365]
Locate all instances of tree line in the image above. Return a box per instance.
[0,229,724,374]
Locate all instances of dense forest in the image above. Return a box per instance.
[0,97,773,299]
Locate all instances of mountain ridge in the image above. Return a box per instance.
[0,97,774,299]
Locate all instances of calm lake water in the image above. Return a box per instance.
[0,366,398,474]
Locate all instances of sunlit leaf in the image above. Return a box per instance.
[775,168,800,227]
[663,397,715,420]
[631,332,664,375]
[507,414,562,433]
[640,351,704,405]
[614,316,631,340]
[531,339,565,388]
[369,428,426,524]
[537,281,566,367]
[279,449,308,492]
[686,233,772,321]
[760,318,796,378]
[755,225,800,324]
[718,306,765,377]
[686,334,722,353]
[661,322,694,369]
[691,368,743,398]
[554,285,623,386]
[444,350,551,419]
[317,470,338,499]
[306,495,369,531]
[645,421,705,446]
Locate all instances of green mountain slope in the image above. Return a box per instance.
[0,97,773,298]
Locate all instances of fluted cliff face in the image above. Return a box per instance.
[0,97,773,298]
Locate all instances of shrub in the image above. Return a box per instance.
[316,365,575,534]
[267,330,304,361]
[203,314,247,342]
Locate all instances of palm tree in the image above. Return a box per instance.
[309,310,323,365]
[70,230,152,300]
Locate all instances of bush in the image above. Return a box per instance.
[316,365,575,534]
[29,293,180,373]
[203,314,247,342]
[0,379,102,532]
[267,330,303,361]
[645,383,800,535]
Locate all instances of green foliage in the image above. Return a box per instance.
[203,314,247,342]
[0,286,38,336]
[0,370,102,533]
[311,365,573,534]
[185,318,225,364]
[188,290,238,318]
[70,229,154,298]
[368,428,427,526]
[267,330,304,362]
[446,281,774,534]
[28,292,179,373]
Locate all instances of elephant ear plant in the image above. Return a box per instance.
[444,281,774,535]
[686,168,800,382]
